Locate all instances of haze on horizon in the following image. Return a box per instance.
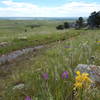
[0,0,100,17]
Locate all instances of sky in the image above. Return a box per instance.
[0,0,100,17]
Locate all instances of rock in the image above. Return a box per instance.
[0,55,8,65]
[0,45,44,66]
[0,97,3,100]
[18,37,27,41]
[13,83,25,90]
[0,42,8,47]
[75,64,100,83]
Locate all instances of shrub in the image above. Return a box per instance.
[56,25,64,30]
[64,22,70,29]
[25,29,27,32]
[75,17,84,29]
[26,24,40,29]
[87,11,100,28]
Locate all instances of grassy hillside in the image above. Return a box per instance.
[0,20,100,100]
[0,20,78,54]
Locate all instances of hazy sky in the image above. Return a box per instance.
[0,0,100,17]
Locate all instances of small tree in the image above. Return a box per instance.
[64,22,69,29]
[87,11,100,28]
[25,29,27,32]
[56,25,64,30]
[75,17,84,29]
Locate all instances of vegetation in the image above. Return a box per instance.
[56,22,69,30]
[75,17,84,29]
[0,19,100,100]
[0,20,78,54]
[87,11,100,28]
[56,11,100,30]
[64,22,70,29]
[56,24,64,30]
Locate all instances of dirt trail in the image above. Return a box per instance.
[0,32,82,81]
[0,33,80,67]
[0,45,44,66]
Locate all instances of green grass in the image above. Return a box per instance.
[0,20,100,100]
[0,20,79,54]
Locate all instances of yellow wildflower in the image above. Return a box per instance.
[76,71,81,75]
[74,71,92,88]
[74,82,82,88]
[82,73,89,76]
[97,41,100,43]
[75,75,82,82]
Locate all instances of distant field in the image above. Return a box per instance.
[0,17,79,20]
[0,20,79,54]
[0,20,76,42]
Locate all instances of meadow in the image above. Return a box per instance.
[0,20,100,100]
[0,20,78,54]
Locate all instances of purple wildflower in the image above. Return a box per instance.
[25,96,31,100]
[61,71,69,79]
[64,46,70,48]
[42,73,48,80]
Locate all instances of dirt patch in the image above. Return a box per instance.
[0,45,44,66]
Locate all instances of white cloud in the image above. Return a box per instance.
[0,0,100,17]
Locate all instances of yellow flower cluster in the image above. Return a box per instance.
[96,41,100,43]
[74,71,92,88]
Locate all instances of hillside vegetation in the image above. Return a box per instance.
[0,20,79,54]
[0,20,100,100]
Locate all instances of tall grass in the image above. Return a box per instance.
[0,20,82,54]
[1,30,100,100]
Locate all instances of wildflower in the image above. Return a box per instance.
[42,73,48,80]
[64,46,70,48]
[74,82,82,88]
[96,41,100,43]
[74,71,92,88]
[75,75,82,81]
[13,83,24,90]
[76,71,81,75]
[61,71,68,79]
[25,96,31,100]
[82,73,91,82]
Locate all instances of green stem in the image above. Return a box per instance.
[80,88,83,100]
